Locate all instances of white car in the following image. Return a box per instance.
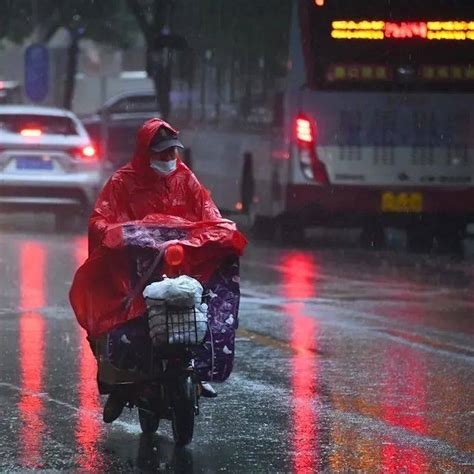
[0,105,104,230]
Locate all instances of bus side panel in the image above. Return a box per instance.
[179,127,273,215]
[296,91,474,188]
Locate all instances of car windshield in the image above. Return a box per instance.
[0,114,79,135]
[109,96,158,114]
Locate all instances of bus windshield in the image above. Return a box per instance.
[302,0,474,92]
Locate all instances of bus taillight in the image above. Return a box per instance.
[296,117,314,143]
[295,115,329,184]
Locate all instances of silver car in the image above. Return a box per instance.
[0,105,104,230]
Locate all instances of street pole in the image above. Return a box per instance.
[100,76,108,163]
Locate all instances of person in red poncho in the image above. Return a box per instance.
[89,118,223,254]
[70,118,247,423]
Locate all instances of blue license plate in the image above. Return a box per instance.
[16,156,53,170]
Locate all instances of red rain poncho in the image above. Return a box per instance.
[70,118,247,338]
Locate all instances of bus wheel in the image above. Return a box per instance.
[241,152,255,215]
[406,224,434,253]
[275,217,305,245]
[251,216,276,240]
[434,221,465,255]
[359,220,386,249]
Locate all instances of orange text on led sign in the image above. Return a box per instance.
[331,20,474,41]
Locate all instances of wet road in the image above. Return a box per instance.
[0,217,473,472]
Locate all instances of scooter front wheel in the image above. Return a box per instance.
[171,375,197,446]
[138,407,160,434]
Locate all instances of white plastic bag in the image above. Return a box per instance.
[143,275,203,307]
[144,277,208,346]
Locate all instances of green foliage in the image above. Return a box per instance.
[0,0,35,43]
[172,0,292,77]
[125,0,292,119]
[0,0,138,48]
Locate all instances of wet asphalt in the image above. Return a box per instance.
[0,215,473,473]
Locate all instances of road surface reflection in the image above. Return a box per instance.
[74,236,104,470]
[280,251,320,473]
[18,242,46,468]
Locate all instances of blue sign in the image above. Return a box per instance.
[24,44,49,102]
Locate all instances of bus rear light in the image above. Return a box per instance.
[296,117,314,143]
[297,147,329,184]
[312,159,330,184]
[295,115,328,184]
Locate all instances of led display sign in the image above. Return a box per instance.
[326,64,391,81]
[326,64,474,82]
[332,21,474,40]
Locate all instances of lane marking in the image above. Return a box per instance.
[0,382,139,434]
[237,328,321,356]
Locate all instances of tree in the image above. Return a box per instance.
[125,0,291,122]
[0,0,137,109]
[126,0,188,120]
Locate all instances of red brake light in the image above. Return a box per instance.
[72,144,98,161]
[82,145,96,158]
[296,116,315,143]
[164,244,184,267]
[21,129,42,137]
[295,115,328,184]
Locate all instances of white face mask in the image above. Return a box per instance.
[150,159,177,175]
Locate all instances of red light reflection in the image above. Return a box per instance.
[74,237,103,470]
[18,242,46,468]
[280,252,320,473]
[382,337,427,471]
[20,242,45,311]
[75,330,104,470]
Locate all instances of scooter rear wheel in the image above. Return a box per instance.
[138,408,160,434]
[171,375,196,446]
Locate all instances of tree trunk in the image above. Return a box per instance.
[186,51,194,122]
[156,54,171,121]
[200,56,206,121]
[229,53,236,103]
[63,31,79,110]
[215,58,221,122]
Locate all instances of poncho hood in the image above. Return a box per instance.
[131,118,180,175]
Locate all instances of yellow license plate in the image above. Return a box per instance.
[381,192,423,213]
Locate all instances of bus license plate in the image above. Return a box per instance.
[381,192,423,213]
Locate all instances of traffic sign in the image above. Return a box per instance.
[24,44,49,102]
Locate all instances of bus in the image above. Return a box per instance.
[180,0,474,250]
